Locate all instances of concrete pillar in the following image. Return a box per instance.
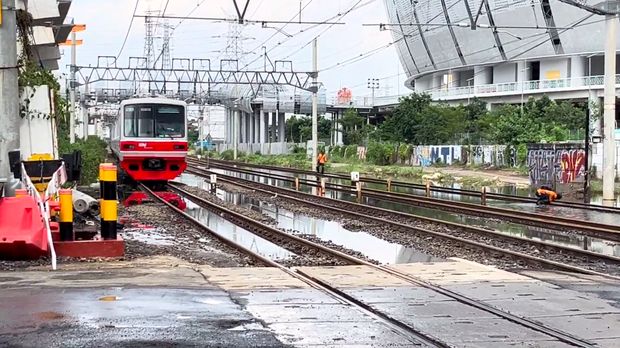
[259,108,267,143]
[517,61,527,82]
[278,112,285,143]
[473,66,492,86]
[225,108,230,144]
[0,0,19,179]
[571,56,586,87]
[271,112,277,143]
[254,110,260,143]
[239,111,248,144]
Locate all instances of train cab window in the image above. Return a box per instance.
[123,103,184,138]
[155,106,184,138]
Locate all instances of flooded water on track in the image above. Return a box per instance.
[176,173,438,264]
[180,171,620,258]
[180,196,294,261]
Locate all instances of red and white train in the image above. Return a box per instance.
[110,98,188,183]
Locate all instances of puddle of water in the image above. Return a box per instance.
[122,228,176,246]
[183,200,294,261]
[181,172,620,258]
[179,173,439,264]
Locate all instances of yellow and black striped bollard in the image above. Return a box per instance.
[59,189,74,241]
[99,164,118,240]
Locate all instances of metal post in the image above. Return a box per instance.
[584,107,590,203]
[312,38,318,171]
[0,0,19,179]
[481,186,487,206]
[70,30,77,143]
[603,13,617,204]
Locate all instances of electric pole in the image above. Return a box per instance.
[0,0,19,179]
[603,8,617,205]
[69,28,77,143]
[311,38,318,172]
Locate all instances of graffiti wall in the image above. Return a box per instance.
[527,144,586,186]
[411,145,515,167]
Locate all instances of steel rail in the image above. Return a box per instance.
[194,159,620,242]
[186,165,620,280]
[178,169,599,347]
[139,183,445,347]
[193,157,620,214]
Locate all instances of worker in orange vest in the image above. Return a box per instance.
[316,150,327,175]
[535,186,562,205]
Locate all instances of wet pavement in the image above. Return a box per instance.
[0,287,286,348]
[2,257,619,347]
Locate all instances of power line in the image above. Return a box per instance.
[281,0,372,61]
[115,0,141,62]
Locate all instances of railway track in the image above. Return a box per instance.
[185,164,620,280]
[140,183,597,347]
[138,183,444,347]
[198,157,620,214]
[191,158,620,242]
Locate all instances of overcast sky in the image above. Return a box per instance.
[60,0,408,101]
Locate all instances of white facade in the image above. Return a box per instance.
[383,0,619,106]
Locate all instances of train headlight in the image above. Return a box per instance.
[174,144,186,150]
[123,144,135,150]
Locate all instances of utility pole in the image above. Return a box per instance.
[69,28,77,143]
[0,0,19,179]
[603,10,617,205]
[367,78,379,146]
[311,38,318,172]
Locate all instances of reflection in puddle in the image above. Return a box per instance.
[183,200,294,261]
[177,173,439,264]
[180,172,620,258]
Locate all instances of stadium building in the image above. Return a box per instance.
[384,0,618,113]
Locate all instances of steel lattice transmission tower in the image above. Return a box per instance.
[143,11,157,68]
[161,20,173,70]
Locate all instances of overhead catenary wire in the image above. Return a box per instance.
[115,0,141,63]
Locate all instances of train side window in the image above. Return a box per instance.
[124,106,137,137]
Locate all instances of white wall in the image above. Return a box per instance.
[540,58,570,80]
[19,85,57,159]
[493,63,517,83]
[205,106,226,142]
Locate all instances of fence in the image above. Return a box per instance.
[216,142,304,155]
[410,145,515,167]
[526,143,586,187]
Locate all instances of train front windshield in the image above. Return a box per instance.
[124,104,185,138]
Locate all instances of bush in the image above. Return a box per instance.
[220,150,235,160]
[344,144,358,159]
[366,142,394,165]
[517,144,528,166]
[291,144,305,154]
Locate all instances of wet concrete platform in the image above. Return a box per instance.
[1,257,619,347]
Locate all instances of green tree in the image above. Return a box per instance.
[338,108,366,145]
[286,115,331,142]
